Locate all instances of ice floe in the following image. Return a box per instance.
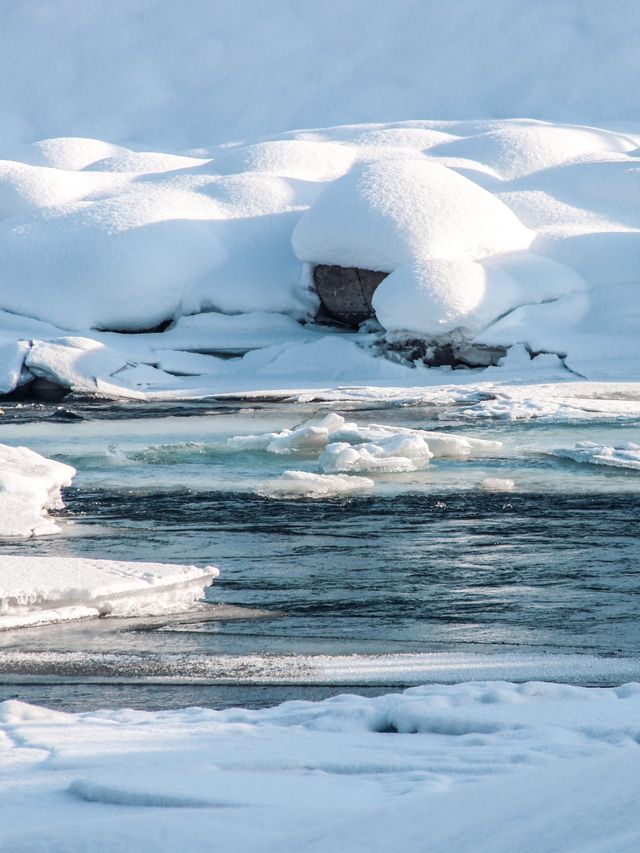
[0,555,218,629]
[547,441,640,472]
[480,477,516,492]
[0,444,75,538]
[256,471,374,500]
[320,434,433,474]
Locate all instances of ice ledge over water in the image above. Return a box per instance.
[0,555,219,629]
[0,444,76,538]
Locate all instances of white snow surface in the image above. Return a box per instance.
[0,118,639,393]
[0,444,75,538]
[0,555,218,629]
[0,3,639,391]
[2,681,640,851]
[1,1,639,149]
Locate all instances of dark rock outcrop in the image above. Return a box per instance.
[313,264,388,327]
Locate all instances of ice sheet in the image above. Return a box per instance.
[0,555,218,629]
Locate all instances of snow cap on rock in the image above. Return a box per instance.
[292,159,533,271]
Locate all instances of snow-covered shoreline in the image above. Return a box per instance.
[2,681,640,852]
[1,116,640,399]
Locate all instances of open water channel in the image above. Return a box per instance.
[1,397,640,710]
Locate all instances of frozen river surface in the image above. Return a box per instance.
[1,397,640,710]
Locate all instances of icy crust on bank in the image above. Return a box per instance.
[0,444,75,538]
[3,682,640,851]
[0,555,218,629]
[0,119,640,395]
[547,441,640,472]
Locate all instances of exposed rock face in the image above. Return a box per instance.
[383,339,507,369]
[313,264,388,327]
[312,263,506,369]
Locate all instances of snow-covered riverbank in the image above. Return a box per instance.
[1,116,640,398]
[2,682,639,852]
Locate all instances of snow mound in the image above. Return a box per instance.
[0,444,76,538]
[292,160,532,272]
[2,2,640,152]
[548,441,640,472]
[0,120,638,391]
[0,555,219,629]
[320,434,433,474]
[256,471,374,499]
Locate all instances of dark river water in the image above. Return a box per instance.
[1,400,639,710]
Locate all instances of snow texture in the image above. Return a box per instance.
[0,555,218,629]
[0,444,75,538]
[0,118,639,393]
[2,682,640,851]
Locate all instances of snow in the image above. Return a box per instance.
[291,159,532,271]
[2,681,640,851]
[0,444,75,538]
[0,118,638,392]
[256,471,374,500]
[2,1,640,150]
[0,555,218,629]
[320,434,433,474]
[547,441,640,472]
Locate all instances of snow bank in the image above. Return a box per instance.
[0,444,75,538]
[0,118,637,390]
[0,4,637,390]
[3,681,640,851]
[0,555,218,629]
[256,471,374,499]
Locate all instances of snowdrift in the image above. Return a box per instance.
[0,3,639,394]
[0,119,639,395]
[2,0,639,149]
[2,682,640,851]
